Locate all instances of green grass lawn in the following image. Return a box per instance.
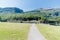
[36,24,60,40]
[0,22,30,40]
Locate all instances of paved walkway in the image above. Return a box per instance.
[28,24,47,40]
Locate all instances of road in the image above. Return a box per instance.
[28,24,47,40]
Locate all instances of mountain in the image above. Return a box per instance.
[26,8,60,13]
[0,7,23,13]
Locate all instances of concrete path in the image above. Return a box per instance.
[28,24,47,40]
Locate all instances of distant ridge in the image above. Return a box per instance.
[0,7,23,13]
[26,8,60,12]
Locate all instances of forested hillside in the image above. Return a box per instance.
[0,8,60,25]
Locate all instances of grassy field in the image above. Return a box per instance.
[0,22,30,40]
[36,24,60,40]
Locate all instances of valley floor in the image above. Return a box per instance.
[0,22,60,40]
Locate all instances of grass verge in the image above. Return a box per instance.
[0,22,30,40]
[36,24,60,40]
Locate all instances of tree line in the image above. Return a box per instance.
[0,11,60,25]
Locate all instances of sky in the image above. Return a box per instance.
[0,0,60,11]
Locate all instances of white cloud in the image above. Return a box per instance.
[0,0,23,7]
